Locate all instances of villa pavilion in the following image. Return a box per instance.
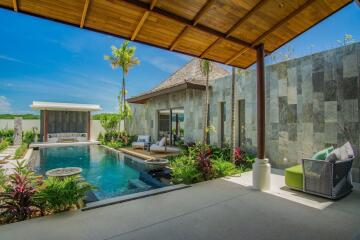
[1,1,360,239]
[0,0,354,190]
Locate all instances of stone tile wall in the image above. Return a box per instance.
[128,43,360,182]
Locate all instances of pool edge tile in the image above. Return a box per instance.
[82,184,190,211]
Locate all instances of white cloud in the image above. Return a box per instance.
[0,96,11,113]
[0,55,24,64]
[142,56,184,73]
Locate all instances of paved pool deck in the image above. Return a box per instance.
[1,171,360,240]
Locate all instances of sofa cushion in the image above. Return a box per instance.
[158,137,166,147]
[312,146,334,160]
[327,142,354,162]
[285,164,303,190]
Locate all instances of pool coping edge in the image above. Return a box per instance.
[82,184,190,211]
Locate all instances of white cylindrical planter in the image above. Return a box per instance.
[252,158,271,191]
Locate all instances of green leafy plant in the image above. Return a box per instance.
[14,143,28,159]
[100,114,120,132]
[0,139,9,152]
[0,129,14,144]
[35,176,94,213]
[212,160,239,178]
[170,156,202,184]
[196,144,212,180]
[0,168,7,191]
[22,130,35,145]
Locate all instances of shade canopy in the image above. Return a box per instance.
[31,101,102,111]
[0,0,352,68]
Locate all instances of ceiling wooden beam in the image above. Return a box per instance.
[131,11,150,40]
[80,0,90,28]
[120,0,255,50]
[225,0,316,65]
[130,0,157,41]
[226,0,269,38]
[12,0,18,12]
[200,0,269,58]
[193,0,216,26]
[169,0,216,51]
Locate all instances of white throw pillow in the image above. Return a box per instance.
[338,141,354,160]
[158,137,166,147]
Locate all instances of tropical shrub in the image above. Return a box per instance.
[211,144,231,161]
[196,145,212,180]
[170,143,255,184]
[14,143,28,159]
[35,176,94,213]
[0,173,43,223]
[100,114,120,132]
[0,168,7,191]
[234,147,255,171]
[170,156,202,184]
[22,130,35,145]
[0,140,9,152]
[100,130,135,149]
[0,129,14,144]
[212,160,239,178]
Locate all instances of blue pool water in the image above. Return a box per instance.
[34,145,163,200]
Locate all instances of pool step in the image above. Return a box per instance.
[128,179,152,190]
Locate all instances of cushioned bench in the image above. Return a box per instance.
[285,164,303,190]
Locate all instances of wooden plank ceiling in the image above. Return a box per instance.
[0,0,352,68]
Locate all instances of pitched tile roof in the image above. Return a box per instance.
[128,58,229,103]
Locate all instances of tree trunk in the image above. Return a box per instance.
[203,72,209,144]
[119,71,126,134]
[230,67,236,163]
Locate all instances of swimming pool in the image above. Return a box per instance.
[32,144,167,200]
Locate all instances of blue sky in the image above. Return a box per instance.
[0,2,359,114]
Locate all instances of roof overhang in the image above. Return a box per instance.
[127,82,205,104]
[30,101,102,111]
[0,0,352,69]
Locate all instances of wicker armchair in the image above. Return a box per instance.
[302,157,353,199]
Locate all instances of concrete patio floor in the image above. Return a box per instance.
[1,171,360,240]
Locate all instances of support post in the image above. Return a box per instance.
[252,43,271,191]
[44,110,48,142]
[169,109,173,146]
[87,111,91,141]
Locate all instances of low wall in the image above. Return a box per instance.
[0,119,105,141]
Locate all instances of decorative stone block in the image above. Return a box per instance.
[343,51,357,78]
[324,122,338,144]
[312,71,324,92]
[14,117,22,146]
[343,77,359,100]
[287,104,297,123]
[342,100,358,123]
[324,80,337,101]
[288,123,297,141]
[324,101,337,123]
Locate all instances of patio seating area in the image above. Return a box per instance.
[1,171,359,240]
[119,147,179,160]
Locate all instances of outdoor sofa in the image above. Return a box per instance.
[132,135,151,150]
[285,142,354,200]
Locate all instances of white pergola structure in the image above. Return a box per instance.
[31,101,101,142]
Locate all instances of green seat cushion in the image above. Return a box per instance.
[285,164,303,190]
[312,146,334,160]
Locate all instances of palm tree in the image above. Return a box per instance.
[230,67,236,163]
[200,59,212,144]
[104,41,139,128]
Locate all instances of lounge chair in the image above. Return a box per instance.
[285,142,354,199]
[132,135,151,150]
[150,137,179,153]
